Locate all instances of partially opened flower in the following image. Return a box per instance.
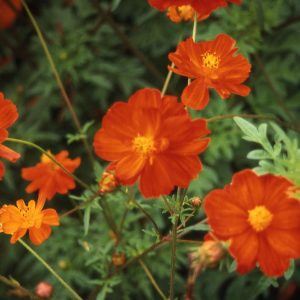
[148,0,241,20]
[167,5,208,23]
[0,92,20,179]
[0,195,59,245]
[204,169,300,277]
[93,88,210,198]
[21,150,81,200]
[169,34,251,109]
[0,0,22,29]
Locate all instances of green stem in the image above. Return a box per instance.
[169,188,185,300]
[19,239,83,300]
[161,63,174,97]
[20,0,94,168]
[161,195,174,215]
[6,137,91,191]
[139,259,168,300]
[100,197,118,236]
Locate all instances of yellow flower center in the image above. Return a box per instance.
[248,205,273,232]
[132,135,155,155]
[202,52,220,69]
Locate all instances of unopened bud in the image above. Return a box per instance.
[35,281,53,299]
[191,197,202,207]
[58,259,69,270]
[112,252,126,267]
[99,171,119,193]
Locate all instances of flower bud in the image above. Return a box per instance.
[112,252,126,267]
[99,171,119,193]
[191,197,202,207]
[35,281,53,299]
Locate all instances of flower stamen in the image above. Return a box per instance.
[202,52,220,69]
[248,205,273,232]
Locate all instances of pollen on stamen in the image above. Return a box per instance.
[132,135,155,155]
[248,205,273,232]
[202,52,220,69]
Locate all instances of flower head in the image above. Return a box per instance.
[21,150,81,200]
[99,170,119,193]
[93,88,210,198]
[0,195,59,245]
[148,0,241,20]
[35,281,53,299]
[0,92,20,179]
[166,5,208,23]
[169,34,251,109]
[0,0,22,29]
[204,169,300,277]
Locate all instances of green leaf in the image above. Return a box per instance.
[234,117,260,142]
[84,206,91,236]
[111,0,122,11]
[284,260,295,280]
[247,149,270,160]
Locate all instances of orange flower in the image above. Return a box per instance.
[168,34,251,110]
[166,5,208,23]
[148,0,241,20]
[93,88,210,198]
[0,195,59,245]
[0,92,20,179]
[0,0,22,29]
[21,150,81,200]
[204,169,300,277]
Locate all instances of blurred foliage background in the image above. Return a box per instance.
[0,0,299,299]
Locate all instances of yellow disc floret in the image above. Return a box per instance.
[132,135,155,155]
[248,205,273,232]
[202,52,220,69]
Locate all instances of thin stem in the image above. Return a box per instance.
[0,275,40,300]
[21,0,94,168]
[100,197,118,236]
[139,259,168,300]
[161,195,174,215]
[169,188,185,300]
[19,239,83,300]
[132,197,161,238]
[7,137,91,190]
[161,63,174,97]
[188,12,198,86]
[207,113,300,133]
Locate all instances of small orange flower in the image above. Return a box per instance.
[21,150,81,200]
[148,0,241,20]
[169,34,251,110]
[93,88,210,198]
[0,92,20,179]
[0,195,59,245]
[0,0,22,29]
[166,5,208,23]
[204,169,300,277]
[99,170,119,193]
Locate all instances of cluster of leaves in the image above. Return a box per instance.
[0,0,300,299]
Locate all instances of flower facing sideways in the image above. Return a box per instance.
[169,34,251,110]
[0,92,20,179]
[166,5,209,23]
[21,150,81,200]
[0,196,59,245]
[148,0,241,20]
[93,88,210,198]
[204,169,300,277]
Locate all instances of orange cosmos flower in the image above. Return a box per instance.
[168,34,251,110]
[93,88,210,198]
[21,150,81,200]
[167,5,208,23]
[148,0,241,20]
[0,0,22,29]
[0,92,20,179]
[204,169,300,277]
[0,195,59,245]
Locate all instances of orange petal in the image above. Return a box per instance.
[0,144,20,162]
[182,78,210,110]
[29,225,52,245]
[257,235,290,277]
[229,229,258,274]
[0,161,4,179]
[0,93,18,129]
[128,88,161,109]
[42,209,60,226]
[10,228,27,244]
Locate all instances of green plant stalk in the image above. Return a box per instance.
[169,188,185,300]
[6,137,90,190]
[20,0,94,168]
[139,259,168,300]
[161,63,174,97]
[19,239,83,300]
[99,197,118,236]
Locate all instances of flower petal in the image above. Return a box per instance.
[29,225,52,245]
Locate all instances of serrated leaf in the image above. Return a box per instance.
[234,117,260,142]
[247,149,270,160]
